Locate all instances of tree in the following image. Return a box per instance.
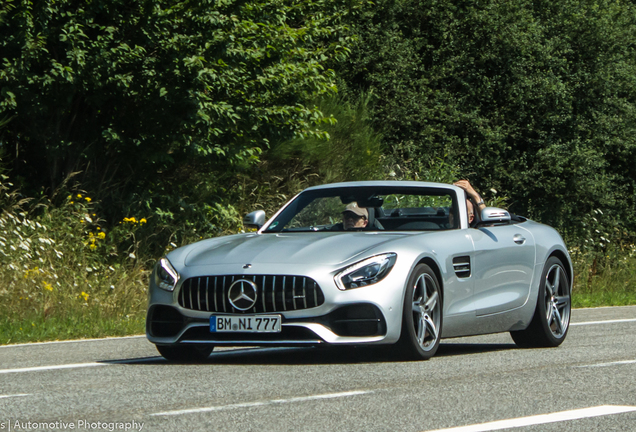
[0,0,359,208]
[339,0,636,243]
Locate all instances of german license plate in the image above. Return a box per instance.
[210,315,282,333]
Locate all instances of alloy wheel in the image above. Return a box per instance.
[411,273,441,351]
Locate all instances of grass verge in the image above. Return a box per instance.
[572,253,636,308]
[0,310,145,345]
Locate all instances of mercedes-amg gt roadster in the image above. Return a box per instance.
[146,181,572,361]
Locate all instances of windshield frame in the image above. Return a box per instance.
[261,185,460,233]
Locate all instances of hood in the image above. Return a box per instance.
[183,232,412,267]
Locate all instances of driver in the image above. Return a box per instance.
[342,202,369,230]
[454,180,486,226]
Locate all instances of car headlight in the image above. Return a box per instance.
[335,253,397,290]
[155,258,179,291]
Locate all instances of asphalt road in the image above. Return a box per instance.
[1,306,635,432]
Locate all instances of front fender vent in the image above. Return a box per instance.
[453,256,471,278]
[178,275,324,313]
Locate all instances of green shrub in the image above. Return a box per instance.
[339,0,636,248]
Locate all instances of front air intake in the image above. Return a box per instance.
[147,305,184,337]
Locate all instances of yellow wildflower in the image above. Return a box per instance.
[89,244,97,250]
[140,218,147,224]
[85,197,91,202]
[97,232,106,239]
[42,281,53,291]
[80,292,89,301]
[77,194,82,198]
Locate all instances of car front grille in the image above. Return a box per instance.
[178,275,325,313]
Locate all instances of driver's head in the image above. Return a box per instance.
[342,202,368,230]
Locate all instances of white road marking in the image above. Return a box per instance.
[423,405,636,432]
[0,362,106,374]
[0,335,145,348]
[151,390,372,417]
[576,359,636,368]
[104,357,165,364]
[571,318,636,326]
[0,394,30,399]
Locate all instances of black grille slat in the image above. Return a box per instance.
[279,277,287,311]
[188,279,193,309]
[222,276,227,312]
[272,276,277,312]
[196,278,201,311]
[213,277,218,311]
[178,274,324,313]
[262,275,267,312]
[229,275,236,313]
[205,277,210,312]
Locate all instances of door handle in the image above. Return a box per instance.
[513,234,526,245]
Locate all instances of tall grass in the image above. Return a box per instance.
[571,246,636,308]
[0,179,149,344]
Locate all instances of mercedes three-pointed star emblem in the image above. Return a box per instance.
[227,279,258,311]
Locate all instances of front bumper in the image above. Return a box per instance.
[146,303,388,346]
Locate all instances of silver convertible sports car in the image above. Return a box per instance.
[146,181,572,361]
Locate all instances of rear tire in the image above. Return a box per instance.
[397,264,443,360]
[511,256,571,348]
[156,344,214,362]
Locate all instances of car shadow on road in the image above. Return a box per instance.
[100,342,517,366]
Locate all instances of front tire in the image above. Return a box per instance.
[397,264,443,360]
[511,256,571,348]
[156,344,214,362]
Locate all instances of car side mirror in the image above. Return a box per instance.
[476,207,511,226]
[243,210,266,229]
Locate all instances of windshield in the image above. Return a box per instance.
[263,186,459,233]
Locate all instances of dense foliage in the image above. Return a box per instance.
[340,0,636,249]
[0,0,361,235]
[4,0,636,251]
